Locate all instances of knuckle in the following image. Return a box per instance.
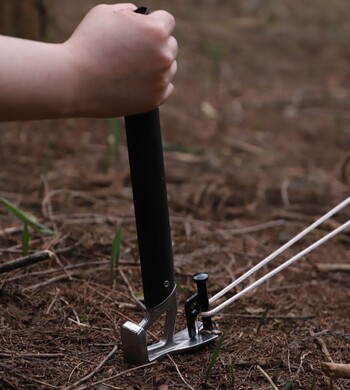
[148,21,169,41]
[92,3,109,14]
[158,51,174,68]
[94,3,108,10]
[170,36,178,54]
[168,13,176,28]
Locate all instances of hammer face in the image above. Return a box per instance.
[121,322,149,365]
[121,289,219,365]
[121,319,219,365]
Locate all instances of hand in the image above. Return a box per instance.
[64,3,178,117]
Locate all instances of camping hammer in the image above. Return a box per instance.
[120,7,218,365]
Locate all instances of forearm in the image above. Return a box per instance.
[0,35,76,121]
[0,4,177,121]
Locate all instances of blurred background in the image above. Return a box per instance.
[1,1,350,388]
[1,0,349,211]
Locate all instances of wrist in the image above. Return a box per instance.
[56,42,82,118]
[60,40,107,118]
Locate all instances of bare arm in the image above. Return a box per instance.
[0,3,178,121]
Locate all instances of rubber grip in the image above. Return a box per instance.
[125,109,175,309]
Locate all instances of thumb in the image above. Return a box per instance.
[110,3,137,12]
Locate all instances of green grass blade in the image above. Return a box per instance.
[283,379,294,390]
[162,141,203,154]
[204,334,224,385]
[104,118,121,172]
[256,307,269,334]
[110,118,121,158]
[230,359,235,388]
[111,227,122,283]
[0,198,53,235]
[21,222,29,256]
[176,283,189,295]
[310,372,317,390]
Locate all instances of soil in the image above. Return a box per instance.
[0,1,350,389]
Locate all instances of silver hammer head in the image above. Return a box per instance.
[121,275,219,365]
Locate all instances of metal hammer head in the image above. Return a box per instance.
[121,276,219,365]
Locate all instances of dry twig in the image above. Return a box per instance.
[119,269,146,310]
[0,362,57,388]
[315,263,350,272]
[0,352,64,359]
[85,361,157,389]
[65,345,118,390]
[217,219,285,236]
[167,354,196,390]
[0,226,23,237]
[321,362,350,379]
[0,250,53,274]
[45,288,61,314]
[24,273,78,291]
[256,365,279,390]
[310,330,333,362]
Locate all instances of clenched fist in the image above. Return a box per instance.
[0,3,178,121]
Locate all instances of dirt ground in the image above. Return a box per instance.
[0,1,350,389]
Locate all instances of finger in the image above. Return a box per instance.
[148,10,176,35]
[110,3,137,12]
[168,36,178,58]
[160,83,174,105]
[166,60,177,83]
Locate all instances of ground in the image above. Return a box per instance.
[0,0,350,389]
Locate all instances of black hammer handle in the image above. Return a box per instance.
[125,109,175,309]
[124,7,175,309]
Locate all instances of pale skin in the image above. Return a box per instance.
[0,3,178,121]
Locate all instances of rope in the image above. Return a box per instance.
[201,197,350,317]
[208,196,350,305]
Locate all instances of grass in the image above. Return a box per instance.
[109,118,121,159]
[110,227,122,285]
[204,334,225,385]
[21,222,29,256]
[163,140,203,154]
[0,198,53,235]
[202,40,227,62]
[0,198,54,256]
[256,307,269,334]
[230,359,235,388]
[104,118,121,171]
[310,372,317,389]
[283,379,294,390]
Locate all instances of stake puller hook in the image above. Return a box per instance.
[120,7,219,365]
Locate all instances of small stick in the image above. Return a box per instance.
[119,269,146,310]
[315,263,350,272]
[50,251,72,281]
[0,352,64,359]
[0,226,23,237]
[6,259,105,283]
[0,250,53,274]
[86,361,157,389]
[40,174,57,231]
[68,318,113,332]
[321,362,350,379]
[256,365,279,390]
[45,288,60,314]
[217,219,285,236]
[65,345,118,390]
[0,362,57,388]
[310,330,333,362]
[236,314,315,320]
[167,354,196,390]
[24,273,77,291]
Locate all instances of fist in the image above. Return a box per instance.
[64,3,178,117]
